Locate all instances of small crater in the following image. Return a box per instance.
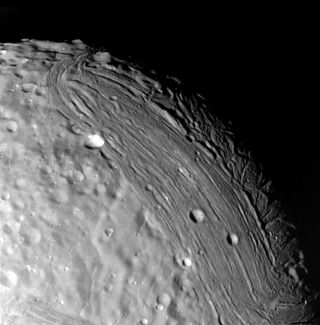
[154,303,164,312]
[182,257,192,268]
[189,208,205,224]
[1,191,10,201]
[84,134,105,149]
[104,228,114,237]
[157,292,171,308]
[227,232,239,246]
[21,82,35,92]
[6,120,18,133]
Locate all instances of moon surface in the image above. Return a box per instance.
[0,39,318,324]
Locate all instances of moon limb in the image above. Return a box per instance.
[0,39,318,325]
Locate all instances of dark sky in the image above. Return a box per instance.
[1,7,320,289]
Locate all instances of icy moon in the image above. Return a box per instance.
[0,40,318,325]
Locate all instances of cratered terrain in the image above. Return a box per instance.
[0,39,318,325]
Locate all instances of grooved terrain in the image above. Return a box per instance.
[0,40,318,325]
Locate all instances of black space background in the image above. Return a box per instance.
[1,7,320,294]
